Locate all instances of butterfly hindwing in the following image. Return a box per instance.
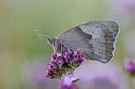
[78,20,119,63]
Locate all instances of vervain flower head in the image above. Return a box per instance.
[124,58,135,75]
[58,75,79,89]
[46,49,85,79]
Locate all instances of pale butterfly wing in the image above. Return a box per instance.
[78,20,119,63]
[58,20,119,63]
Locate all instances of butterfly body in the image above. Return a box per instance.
[47,20,119,63]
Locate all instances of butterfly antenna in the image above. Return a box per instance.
[33,30,51,39]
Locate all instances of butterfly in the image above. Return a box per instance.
[46,20,119,63]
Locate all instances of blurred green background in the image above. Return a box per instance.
[0,0,135,89]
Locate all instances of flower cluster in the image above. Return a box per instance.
[124,58,135,76]
[59,76,79,89]
[46,49,85,79]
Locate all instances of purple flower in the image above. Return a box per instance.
[124,58,135,75]
[58,75,79,89]
[51,53,62,61]
[46,49,85,79]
